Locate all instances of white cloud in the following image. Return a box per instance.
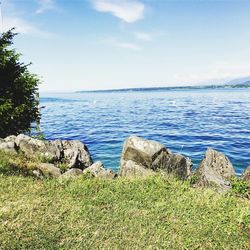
[134,32,152,41]
[0,0,56,38]
[4,17,38,34]
[92,0,145,23]
[36,0,57,14]
[3,16,55,38]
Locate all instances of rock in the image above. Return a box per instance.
[83,161,116,179]
[36,163,61,178]
[195,148,235,190]
[32,169,44,179]
[16,134,61,161]
[60,168,83,179]
[0,135,18,153]
[52,139,64,154]
[120,136,192,179]
[242,166,250,182]
[0,140,17,154]
[4,135,17,143]
[62,140,93,169]
[120,160,155,177]
[15,134,31,147]
[121,136,170,169]
[163,153,192,180]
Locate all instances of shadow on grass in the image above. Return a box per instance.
[0,164,32,177]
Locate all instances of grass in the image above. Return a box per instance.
[0,151,250,249]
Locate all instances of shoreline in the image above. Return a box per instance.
[0,134,249,192]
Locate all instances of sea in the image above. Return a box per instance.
[40,88,250,175]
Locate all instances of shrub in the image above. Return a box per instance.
[230,177,250,199]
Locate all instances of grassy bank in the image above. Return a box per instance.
[0,152,249,249]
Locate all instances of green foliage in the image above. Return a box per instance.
[187,174,200,185]
[230,177,250,199]
[0,28,40,138]
[57,162,69,173]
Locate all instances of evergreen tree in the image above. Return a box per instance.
[0,29,40,138]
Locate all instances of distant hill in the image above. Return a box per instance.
[227,76,250,85]
[224,78,250,88]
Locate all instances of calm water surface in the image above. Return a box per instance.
[40,89,250,174]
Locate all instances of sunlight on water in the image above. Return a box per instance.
[40,89,250,174]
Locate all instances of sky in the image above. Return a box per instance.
[1,0,250,92]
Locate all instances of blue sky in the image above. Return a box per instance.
[1,0,250,91]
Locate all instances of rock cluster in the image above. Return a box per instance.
[0,134,248,191]
[15,134,93,168]
[119,136,247,191]
[0,134,116,180]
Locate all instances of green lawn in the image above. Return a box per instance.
[0,151,249,249]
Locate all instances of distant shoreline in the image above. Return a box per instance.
[76,83,250,93]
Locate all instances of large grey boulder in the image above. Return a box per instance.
[242,166,250,182]
[120,160,155,177]
[194,148,235,190]
[83,161,116,179]
[15,134,61,161]
[35,163,61,178]
[120,136,170,170]
[61,140,93,169]
[120,136,192,179]
[163,153,192,180]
